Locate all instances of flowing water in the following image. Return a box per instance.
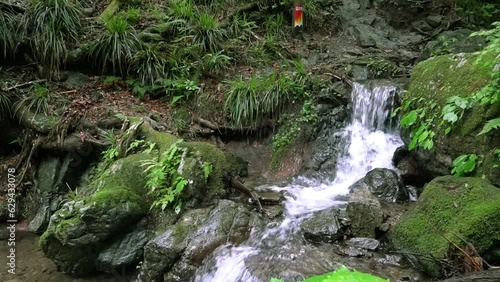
[194,81,404,282]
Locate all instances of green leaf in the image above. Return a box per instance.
[445,127,451,135]
[443,112,458,123]
[477,118,500,136]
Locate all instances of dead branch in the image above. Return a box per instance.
[230,177,263,212]
[2,79,47,91]
[193,116,259,136]
[427,221,483,272]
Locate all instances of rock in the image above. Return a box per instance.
[412,20,433,33]
[349,168,408,203]
[396,155,431,187]
[302,105,349,178]
[388,176,500,278]
[419,29,487,61]
[137,208,209,282]
[63,72,89,89]
[345,237,379,250]
[28,156,63,233]
[346,188,384,238]
[39,153,152,275]
[440,268,500,282]
[425,15,442,27]
[403,51,500,186]
[96,219,150,273]
[300,207,345,244]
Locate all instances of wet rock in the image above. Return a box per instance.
[337,246,368,257]
[376,254,405,267]
[40,153,152,275]
[300,207,345,244]
[302,105,349,178]
[346,188,384,238]
[425,15,442,28]
[345,237,379,250]
[349,168,408,203]
[96,219,150,273]
[28,156,66,233]
[388,176,500,277]
[411,20,433,33]
[138,208,209,282]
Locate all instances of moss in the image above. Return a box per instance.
[184,141,228,198]
[388,176,500,277]
[404,50,500,180]
[39,230,50,248]
[139,123,177,152]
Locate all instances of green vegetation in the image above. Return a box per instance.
[0,91,12,121]
[454,0,500,27]
[90,15,139,75]
[0,9,17,59]
[398,22,499,176]
[388,176,500,277]
[224,71,306,128]
[270,265,389,282]
[14,83,62,117]
[130,44,168,87]
[190,11,227,52]
[21,0,82,77]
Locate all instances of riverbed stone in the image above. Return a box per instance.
[300,207,345,244]
[345,237,380,250]
[349,168,408,203]
[346,188,384,238]
[388,176,500,277]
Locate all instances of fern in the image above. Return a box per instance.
[477,118,500,135]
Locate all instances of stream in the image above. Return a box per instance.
[194,81,406,281]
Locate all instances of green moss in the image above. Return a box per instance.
[184,141,228,198]
[39,230,50,248]
[139,123,177,152]
[388,176,500,277]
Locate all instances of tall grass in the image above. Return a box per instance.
[0,91,12,121]
[224,72,306,128]
[190,11,227,52]
[0,9,17,59]
[130,44,168,86]
[14,83,58,117]
[22,0,82,75]
[90,16,140,75]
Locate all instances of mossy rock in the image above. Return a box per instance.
[403,50,500,185]
[388,176,500,277]
[39,153,152,274]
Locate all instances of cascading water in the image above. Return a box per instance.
[194,81,404,282]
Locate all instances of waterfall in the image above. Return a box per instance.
[194,81,403,282]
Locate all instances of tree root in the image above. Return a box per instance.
[230,177,263,212]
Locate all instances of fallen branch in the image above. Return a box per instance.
[451,231,500,270]
[193,116,259,136]
[427,221,483,272]
[230,177,263,212]
[3,79,47,91]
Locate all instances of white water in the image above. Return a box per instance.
[194,82,403,282]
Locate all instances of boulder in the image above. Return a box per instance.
[402,51,500,186]
[346,188,384,238]
[300,207,345,244]
[39,153,152,274]
[419,29,487,61]
[388,176,500,277]
[349,168,408,203]
[345,237,379,250]
[96,219,150,273]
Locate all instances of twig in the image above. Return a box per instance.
[451,231,500,269]
[230,177,263,213]
[3,79,47,91]
[427,221,483,271]
[57,90,77,95]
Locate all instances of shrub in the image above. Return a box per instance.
[168,0,196,21]
[190,11,227,52]
[14,83,62,117]
[0,9,17,59]
[21,0,82,75]
[224,72,306,128]
[90,15,139,75]
[130,44,168,86]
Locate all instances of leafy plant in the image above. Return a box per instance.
[159,78,201,104]
[441,96,474,134]
[451,154,478,176]
[270,265,388,282]
[398,98,436,150]
[224,72,306,128]
[200,51,232,75]
[0,91,12,120]
[14,83,59,116]
[367,57,400,78]
[21,0,82,76]
[168,0,196,21]
[127,139,157,154]
[227,14,257,40]
[265,14,286,39]
[130,43,168,86]
[0,9,17,59]
[189,11,227,52]
[142,140,188,212]
[99,129,119,162]
[90,15,139,75]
